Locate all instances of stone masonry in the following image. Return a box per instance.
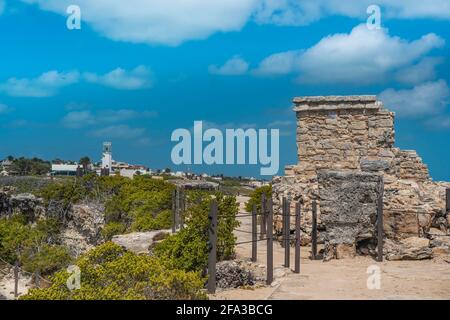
[272,96,450,259]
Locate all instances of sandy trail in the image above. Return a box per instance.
[212,196,450,300]
[0,264,32,300]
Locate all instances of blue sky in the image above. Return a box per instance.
[0,0,449,180]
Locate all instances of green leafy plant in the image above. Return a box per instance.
[21,242,207,300]
[245,185,272,213]
[153,192,239,272]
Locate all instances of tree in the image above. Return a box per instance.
[79,156,91,171]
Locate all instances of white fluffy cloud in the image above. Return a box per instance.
[84,66,153,90]
[254,0,450,26]
[394,57,443,85]
[208,56,249,76]
[21,0,258,46]
[90,125,147,139]
[252,50,301,76]
[21,1,450,45]
[62,109,157,128]
[253,24,445,84]
[0,71,79,97]
[378,80,450,118]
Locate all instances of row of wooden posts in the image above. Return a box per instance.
[206,195,318,294]
[206,192,386,294]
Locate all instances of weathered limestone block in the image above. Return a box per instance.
[318,170,383,260]
[112,230,171,254]
[384,237,432,260]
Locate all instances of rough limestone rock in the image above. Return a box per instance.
[112,230,171,254]
[384,237,432,260]
[318,170,383,260]
[61,202,106,256]
[216,260,255,289]
[0,189,44,222]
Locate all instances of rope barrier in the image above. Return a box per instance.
[0,256,52,284]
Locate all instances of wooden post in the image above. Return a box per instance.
[14,261,19,298]
[35,270,41,288]
[267,198,273,285]
[377,184,384,262]
[294,202,301,274]
[260,194,267,239]
[207,200,217,294]
[311,200,317,260]
[176,187,180,230]
[171,189,176,233]
[252,204,257,262]
[446,188,450,214]
[180,188,185,230]
[283,197,290,268]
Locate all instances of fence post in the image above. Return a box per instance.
[283,197,290,268]
[295,202,301,274]
[267,197,273,285]
[14,261,19,298]
[252,204,257,262]
[207,200,217,294]
[35,270,41,288]
[171,189,176,233]
[260,194,267,239]
[180,188,185,230]
[377,184,384,262]
[311,200,317,260]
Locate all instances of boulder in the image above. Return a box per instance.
[216,261,255,289]
[112,230,171,254]
[384,237,432,260]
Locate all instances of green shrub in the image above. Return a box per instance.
[130,209,172,232]
[21,244,72,276]
[101,221,127,240]
[21,242,207,300]
[0,216,69,275]
[245,185,272,213]
[154,192,239,272]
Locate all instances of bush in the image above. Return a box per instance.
[21,242,207,300]
[130,209,172,232]
[101,221,127,240]
[104,175,174,231]
[245,185,272,213]
[0,216,69,275]
[21,244,72,276]
[153,192,239,272]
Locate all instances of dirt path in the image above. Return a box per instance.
[0,265,31,300]
[212,196,450,300]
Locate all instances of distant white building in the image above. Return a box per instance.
[51,164,79,176]
[101,142,113,170]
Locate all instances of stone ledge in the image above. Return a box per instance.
[293,95,381,113]
[293,95,377,104]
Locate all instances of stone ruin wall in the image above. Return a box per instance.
[272,96,450,254]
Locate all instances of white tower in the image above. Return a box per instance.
[102,142,112,170]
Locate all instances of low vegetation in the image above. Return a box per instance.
[22,242,206,300]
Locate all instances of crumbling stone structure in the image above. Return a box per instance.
[272,96,450,259]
